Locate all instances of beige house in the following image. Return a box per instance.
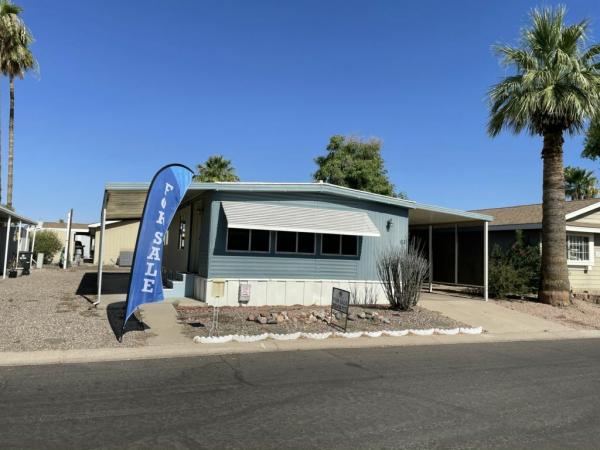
[90,220,139,266]
[40,221,91,263]
[474,199,600,293]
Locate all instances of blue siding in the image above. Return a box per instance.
[203,191,408,281]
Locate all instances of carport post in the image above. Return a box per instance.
[15,221,22,267]
[454,224,458,285]
[428,225,433,293]
[94,207,106,307]
[29,225,37,268]
[3,216,11,279]
[24,226,29,254]
[483,221,489,301]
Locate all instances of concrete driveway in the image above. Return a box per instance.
[420,292,571,334]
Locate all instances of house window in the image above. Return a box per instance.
[321,234,359,256]
[567,234,590,262]
[226,228,270,252]
[276,231,315,254]
[178,221,186,250]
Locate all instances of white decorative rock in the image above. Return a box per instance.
[335,331,364,339]
[301,332,332,340]
[435,328,460,335]
[459,327,483,335]
[409,329,435,336]
[365,331,383,338]
[269,332,302,341]
[383,330,409,337]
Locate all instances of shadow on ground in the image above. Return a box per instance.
[106,301,147,341]
[76,272,131,301]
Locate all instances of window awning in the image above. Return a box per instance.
[221,201,381,237]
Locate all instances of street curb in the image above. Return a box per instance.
[2,329,600,367]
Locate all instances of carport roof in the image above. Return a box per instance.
[101,181,493,225]
[0,204,37,225]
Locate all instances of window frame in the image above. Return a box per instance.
[226,228,271,253]
[275,231,316,255]
[320,234,359,256]
[566,232,594,266]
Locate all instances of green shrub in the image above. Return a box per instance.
[33,230,63,264]
[489,230,540,298]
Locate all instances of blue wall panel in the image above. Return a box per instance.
[204,191,408,281]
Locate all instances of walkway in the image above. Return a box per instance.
[420,292,571,334]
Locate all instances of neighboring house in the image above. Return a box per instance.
[39,221,91,263]
[0,205,36,277]
[89,220,139,266]
[98,181,493,306]
[473,198,600,293]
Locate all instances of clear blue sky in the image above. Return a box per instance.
[7,0,600,223]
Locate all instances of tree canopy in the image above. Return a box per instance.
[313,135,404,198]
[194,155,240,182]
[564,165,598,200]
[488,6,600,137]
[582,117,600,161]
[33,230,62,264]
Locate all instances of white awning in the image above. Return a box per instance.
[221,201,381,237]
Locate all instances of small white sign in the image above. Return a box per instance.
[239,283,251,303]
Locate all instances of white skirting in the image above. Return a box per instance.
[192,276,386,307]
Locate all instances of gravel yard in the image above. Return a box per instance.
[0,266,146,352]
[176,303,469,338]
[495,298,600,330]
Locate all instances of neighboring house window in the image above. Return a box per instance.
[178,221,186,250]
[566,234,591,263]
[226,228,270,252]
[275,231,315,254]
[321,234,359,256]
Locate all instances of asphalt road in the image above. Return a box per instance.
[3,339,600,449]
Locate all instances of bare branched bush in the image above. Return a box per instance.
[350,283,379,306]
[376,241,429,310]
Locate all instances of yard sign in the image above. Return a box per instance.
[122,164,194,335]
[330,287,350,332]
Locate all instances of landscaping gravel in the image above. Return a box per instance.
[0,266,146,351]
[495,298,600,330]
[176,303,468,338]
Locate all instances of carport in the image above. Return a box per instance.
[0,205,38,279]
[408,204,492,300]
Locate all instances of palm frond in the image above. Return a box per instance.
[488,5,600,137]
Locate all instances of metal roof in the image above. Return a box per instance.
[0,204,37,225]
[222,201,381,237]
[102,181,493,224]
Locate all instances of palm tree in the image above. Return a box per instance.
[564,166,598,200]
[488,7,600,306]
[0,0,35,209]
[194,155,240,182]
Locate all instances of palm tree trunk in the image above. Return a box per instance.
[0,81,2,206]
[7,76,14,209]
[539,130,570,306]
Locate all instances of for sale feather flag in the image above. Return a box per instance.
[122,164,194,333]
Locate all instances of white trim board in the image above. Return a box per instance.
[565,202,600,220]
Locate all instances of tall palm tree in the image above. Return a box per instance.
[564,166,598,200]
[0,0,21,205]
[0,0,35,209]
[194,155,240,182]
[488,7,600,306]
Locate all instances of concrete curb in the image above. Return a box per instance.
[2,329,600,367]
